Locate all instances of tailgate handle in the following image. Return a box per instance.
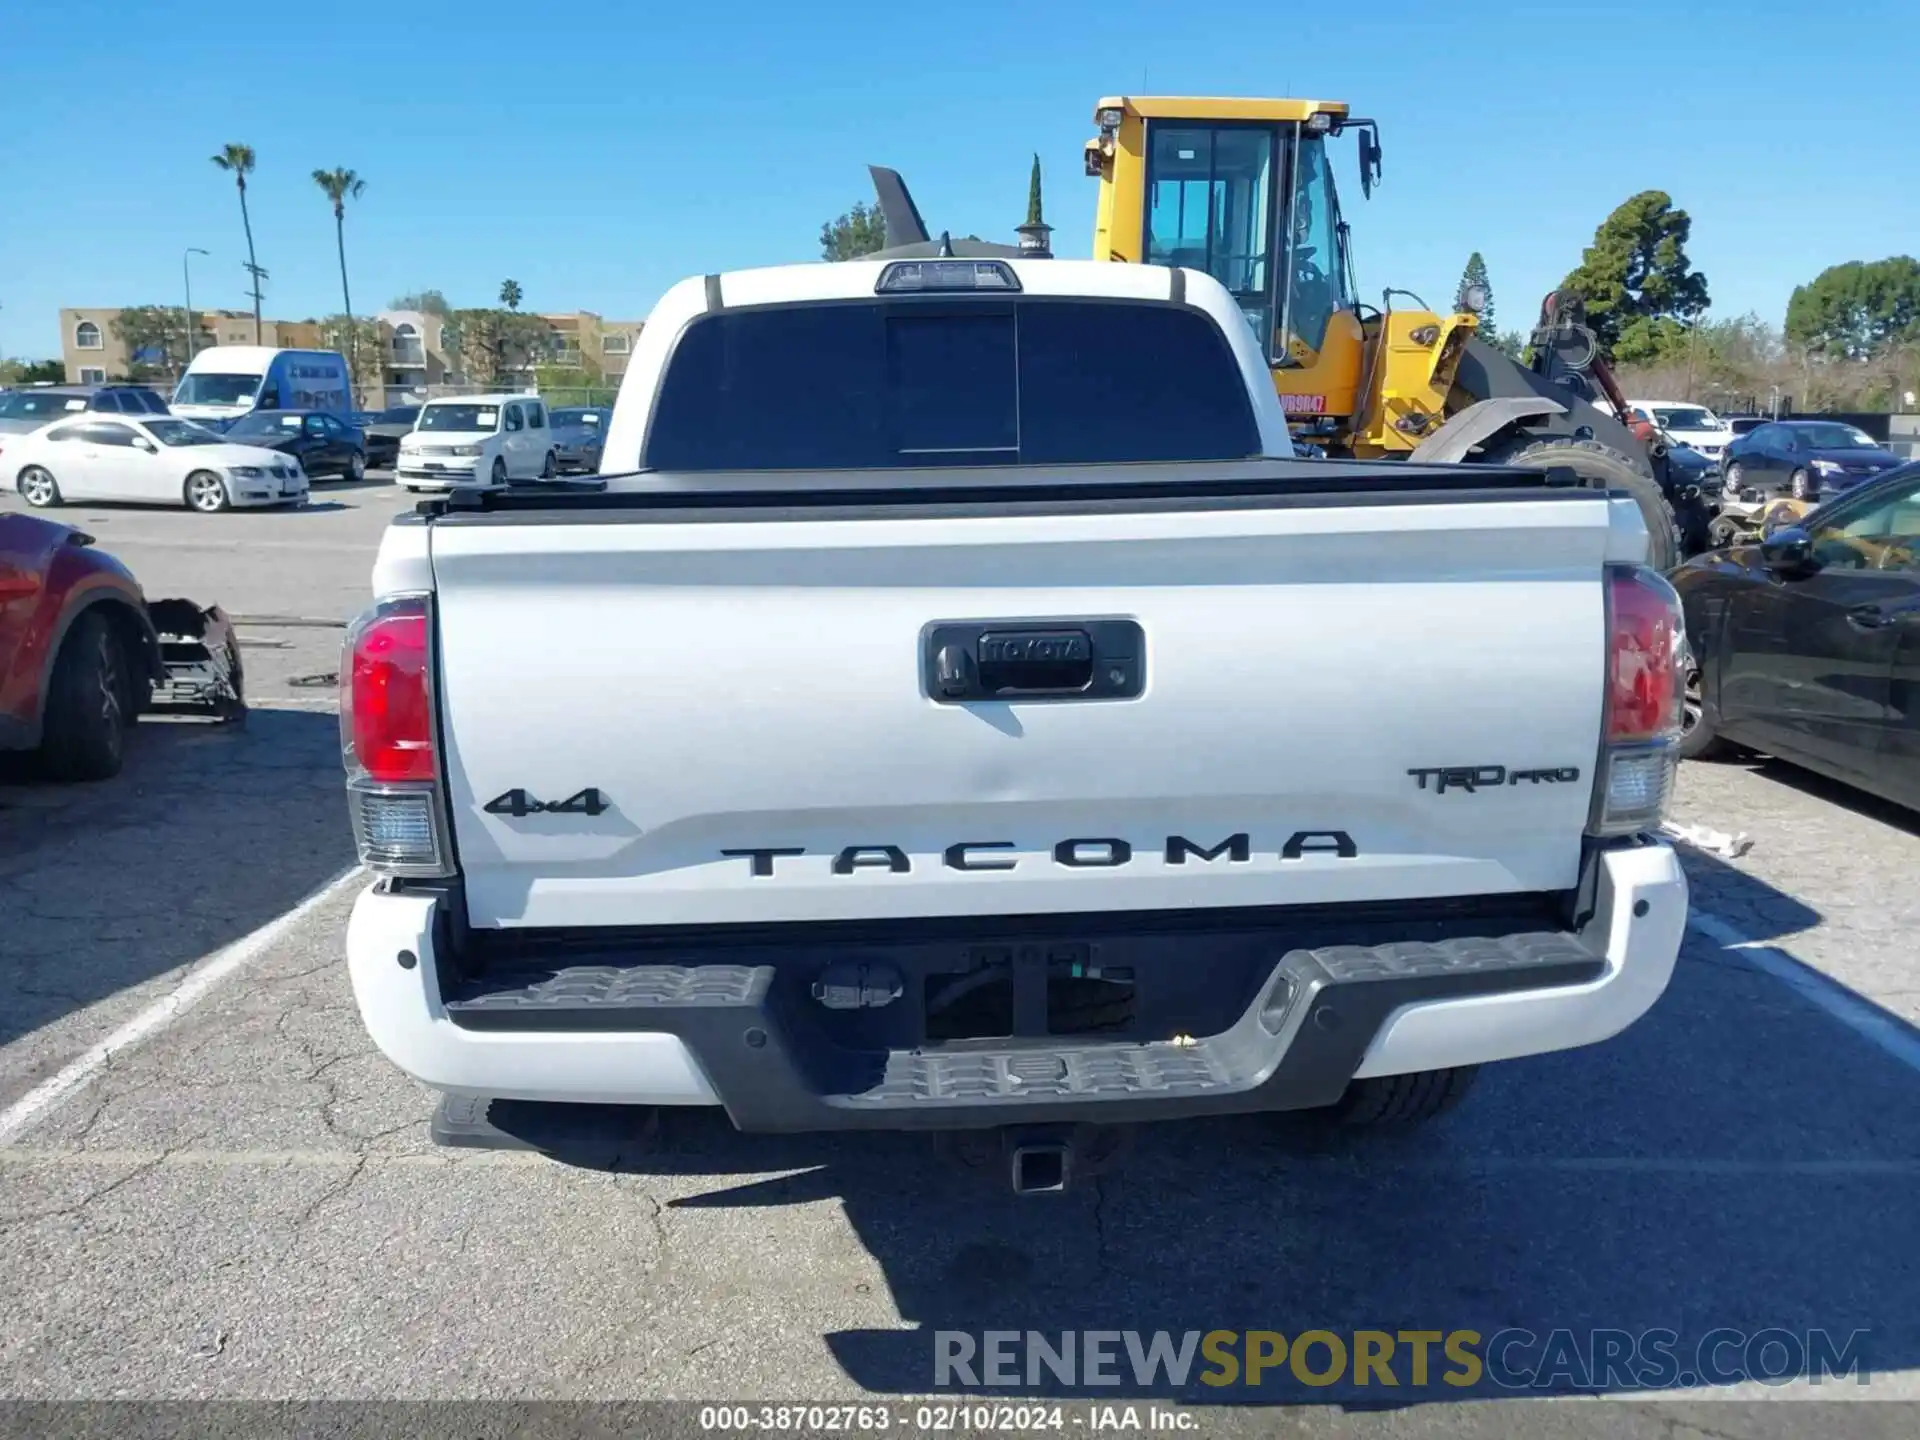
[925,619,1144,703]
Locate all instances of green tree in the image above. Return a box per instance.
[1026,154,1044,227]
[1454,252,1495,334]
[110,306,191,378]
[1784,257,1920,360]
[499,279,524,312]
[319,315,382,405]
[820,201,888,261]
[1561,191,1710,353]
[451,308,549,386]
[0,358,64,384]
[389,289,453,317]
[312,167,367,392]
[210,143,262,343]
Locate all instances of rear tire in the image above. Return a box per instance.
[1322,1067,1480,1129]
[36,612,134,782]
[348,451,366,482]
[541,450,556,479]
[18,466,61,508]
[1679,662,1737,762]
[1482,435,1680,572]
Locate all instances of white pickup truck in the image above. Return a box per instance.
[341,256,1690,1192]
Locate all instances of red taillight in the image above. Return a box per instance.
[345,599,434,782]
[1604,567,1683,744]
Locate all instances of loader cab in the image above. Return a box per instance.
[1087,97,1375,423]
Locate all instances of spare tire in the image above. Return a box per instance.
[1480,435,1680,572]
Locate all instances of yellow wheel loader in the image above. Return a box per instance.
[865,95,1689,569]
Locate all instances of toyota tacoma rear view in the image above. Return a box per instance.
[339,257,1690,1191]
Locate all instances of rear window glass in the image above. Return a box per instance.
[643,299,1261,471]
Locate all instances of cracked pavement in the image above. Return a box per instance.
[2,487,1918,1433]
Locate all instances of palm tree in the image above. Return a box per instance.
[210,143,261,342]
[313,168,367,397]
[499,279,523,312]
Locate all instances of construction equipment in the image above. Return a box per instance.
[866,96,1684,569]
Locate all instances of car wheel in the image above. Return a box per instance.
[184,471,230,513]
[348,451,366,482]
[1790,467,1812,500]
[490,457,508,487]
[1725,461,1745,489]
[36,612,134,782]
[541,450,557,480]
[18,466,62,508]
[1679,662,1738,762]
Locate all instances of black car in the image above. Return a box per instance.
[222,409,368,481]
[356,406,420,470]
[0,383,170,437]
[1674,461,1920,809]
[1720,420,1902,503]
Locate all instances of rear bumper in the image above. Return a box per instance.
[346,841,1686,1130]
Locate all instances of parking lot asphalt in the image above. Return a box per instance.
[2,480,1917,1431]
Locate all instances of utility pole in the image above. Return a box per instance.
[243,262,270,342]
[183,248,209,371]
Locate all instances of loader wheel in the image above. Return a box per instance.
[1483,436,1680,572]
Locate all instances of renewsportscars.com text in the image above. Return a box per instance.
[934,1328,1871,1392]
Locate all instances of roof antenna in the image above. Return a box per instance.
[936,230,954,257]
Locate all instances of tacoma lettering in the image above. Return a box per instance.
[723,832,1357,876]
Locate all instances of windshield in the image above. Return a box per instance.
[551,408,605,426]
[226,412,304,436]
[174,373,262,407]
[419,404,498,432]
[143,419,222,447]
[1278,132,1349,360]
[1796,423,1878,449]
[1145,123,1276,342]
[380,407,420,424]
[0,392,88,420]
[1652,406,1720,431]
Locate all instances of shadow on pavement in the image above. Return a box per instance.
[0,707,354,1062]
[1743,755,1920,838]
[500,847,1916,1404]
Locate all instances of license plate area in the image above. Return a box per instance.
[788,928,1282,1057]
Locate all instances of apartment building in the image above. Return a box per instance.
[60,308,314,385]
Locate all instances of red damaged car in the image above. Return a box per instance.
[0,511,164,779]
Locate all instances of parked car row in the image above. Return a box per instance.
[1,414,310,512]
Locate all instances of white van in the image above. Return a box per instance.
[394,393,557,490]
[1623,399,1733,461]
[171,346,354,429]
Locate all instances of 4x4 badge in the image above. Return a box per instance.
[483,788,610,817]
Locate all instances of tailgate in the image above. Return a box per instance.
[427,488,1615,929]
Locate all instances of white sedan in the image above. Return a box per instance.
[2,415,309,513]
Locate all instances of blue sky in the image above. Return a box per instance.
[2,0,1913,358]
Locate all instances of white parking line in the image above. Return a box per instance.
[0,866,366,1146]
[1690,910,1920,1076]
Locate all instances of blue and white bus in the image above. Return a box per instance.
[171,346,355,429]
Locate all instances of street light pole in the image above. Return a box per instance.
[183,248,209,370]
